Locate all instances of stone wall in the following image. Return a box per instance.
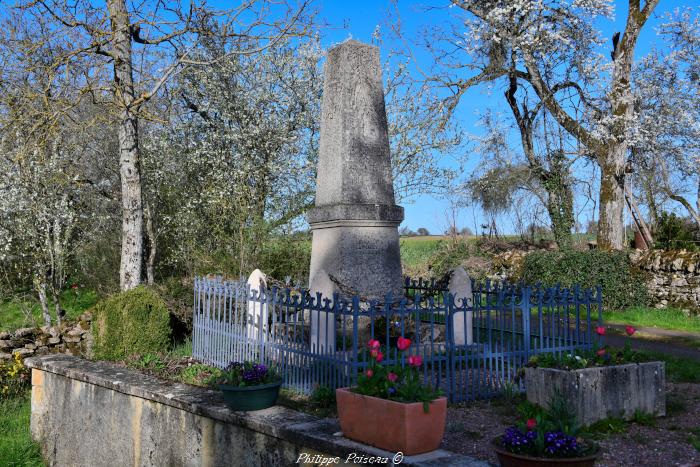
[26,355,488,467]
[630,249,700,310]
[0,311,92,361]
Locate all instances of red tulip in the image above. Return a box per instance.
[625,326,636,336]
[387,372,398,382]
[397,336,412,351]
[407,355,423,367]
[526,418,536,430]
[368,339,381,350]
[365,369,373,378]
[596,348,606,357]
[370,350,384,363]
[595,326,606,336]
[70,284,79,290]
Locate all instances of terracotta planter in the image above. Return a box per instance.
[335,387,447,455]
[492,438,599,467]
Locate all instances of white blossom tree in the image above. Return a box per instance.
[407,0,666,249]
[14,0,311,290]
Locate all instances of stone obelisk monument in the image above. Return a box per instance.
[308,40,404,300]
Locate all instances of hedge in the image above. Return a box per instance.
[92,286,172,360]
[519,250,648,310]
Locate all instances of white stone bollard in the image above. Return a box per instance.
[449,267,473,345]
[309,269,336,354]
[246,269,268,342]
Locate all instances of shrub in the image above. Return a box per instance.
[92,286,172,360]
[519,250,648,310]
[0,353,30,399]
[654,211,698,251]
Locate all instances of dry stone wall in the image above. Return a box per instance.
[630,249,700,310]
[0,311,92,361]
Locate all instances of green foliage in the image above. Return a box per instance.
[520,250,648,310]
[584,417,627,438]
[688,427,700,453]
[425,237,485,279]
[631,409,656,426]
[177,364,222,387]
[0,288,98,332]
[528,345,650,371]
[257,234,311,284]
[654,211,698,251]
[310,385,336,408]
[0,393,44,466]
[635,351,700,383]
[92,287,172,361]
[0,354,31,399]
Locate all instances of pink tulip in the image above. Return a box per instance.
[387,372,398,382]
[370,349,384,363]
[368,339,381,350]
[595,326,606,336]
[365,369,373,378]
[397,336,412,351]
[625,326,636,336]
[407,355,423,367]
[526,418,536,430]
[596,348,606,357]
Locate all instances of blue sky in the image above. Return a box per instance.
[315,0,695,235]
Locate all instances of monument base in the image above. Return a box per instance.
[309,220,403,300]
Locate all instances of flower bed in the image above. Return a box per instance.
[524,327,665,425]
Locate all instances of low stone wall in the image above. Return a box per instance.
[524,362,666,426]
[630,249,700,310]
[0,312,92,361]
[26,355,489,467]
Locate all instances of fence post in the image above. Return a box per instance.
[521,286,531,362]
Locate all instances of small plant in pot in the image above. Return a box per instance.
[336,337,446,455]
[216,361,282,411]
[492,393,599,467]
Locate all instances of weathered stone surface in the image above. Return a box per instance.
[14,327,36,338]
[26,355,487,467]
[448,267,473,345]
[0,331,9,340]
[47,337,61,345]
[524,362,666,426]
[0,352,11,361]
[309,269,337,353]
[14,348,34,357]
[308,40,404,300]
[0,339,13,349]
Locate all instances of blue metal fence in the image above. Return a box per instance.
[192,276,602,402]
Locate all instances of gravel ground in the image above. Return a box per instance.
[442,383,700,467]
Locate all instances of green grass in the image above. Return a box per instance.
[0,289,98,332]
[636,350,700,383]
[604,306,700,334]
[399,236,445,269]
[0,393,44,466]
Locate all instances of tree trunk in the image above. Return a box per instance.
[34,276,51,327]
[546,179,575,249]
[108,0,143,290]
[144,201,156,286]
[597,151,626,250]
[51,287,63,326]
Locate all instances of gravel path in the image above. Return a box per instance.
[442,383,700,467]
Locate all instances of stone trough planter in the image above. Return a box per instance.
[524,362,666,426]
